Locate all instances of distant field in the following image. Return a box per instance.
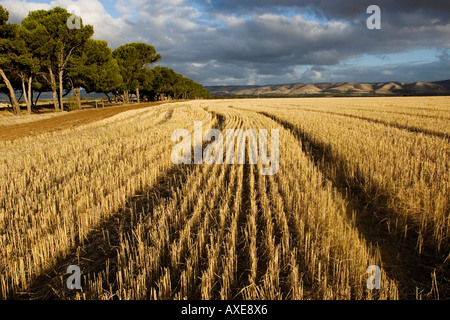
[0,103,166,140]
[0,110,67,127]
[1,97,448,300]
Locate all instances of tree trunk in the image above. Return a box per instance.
[34,91,42,108]
[58,68,64,112]
[52,88,58,111]
[136,87,140,104]
[21,76,32,115]
[48,67,59,111]
[27,77,32,114]
[30,88,34,109]
[105,93,113,104]
[124,90,129,104]
[75,86,81,110]
[0,68,20,115]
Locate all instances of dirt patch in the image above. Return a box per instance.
[0,102,170,141]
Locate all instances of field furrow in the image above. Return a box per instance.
[301,108,449,140]
[2,97,448,300]
[1,103,213,299]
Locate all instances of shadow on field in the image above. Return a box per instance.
[260,112,449,300]
[12,163,194,300]
[13,111,226,300]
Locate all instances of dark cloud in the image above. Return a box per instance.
[162,7,448,82]
[3,0,449,85]
[192,0,450,21]
[154,0,449,85]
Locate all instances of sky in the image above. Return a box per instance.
[1,0,449,86]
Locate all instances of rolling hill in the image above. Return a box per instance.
[206,80,450,97]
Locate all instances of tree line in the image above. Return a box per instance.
[0,6,210,115]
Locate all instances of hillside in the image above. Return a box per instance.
[206,80,450,97]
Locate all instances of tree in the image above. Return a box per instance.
[29,74,47,109]
[66,39,122,109]
[142,66,210,101]
[21,7,93,111]
[12,25,43,114]
[113,43,161,104]
[143,66,177,100]
[1,5,208,115]
[0,5,20,114]
[19,14,56,110]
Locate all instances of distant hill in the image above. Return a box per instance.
[206,80,450,97]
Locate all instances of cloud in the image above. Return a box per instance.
[302,68,324,82]
[1,0,52,22]
[193,0,450,23]
[1,0,132,47]
[305,59,450,83]
[437,49,449,62]
[1,0,449,85]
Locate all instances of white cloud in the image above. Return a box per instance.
[0,0,52,22]
[302,68,324,82]
[1,0,132,48]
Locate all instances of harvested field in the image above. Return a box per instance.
[1,97,449,300]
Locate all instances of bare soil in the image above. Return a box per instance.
[0,102,169,141]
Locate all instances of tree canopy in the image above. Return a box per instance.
[0,6,20,114]
[142,66,210,101]
[66,39,122,109]
[0,5,210,115]
[21,7,94,111]
[113,42,161,104]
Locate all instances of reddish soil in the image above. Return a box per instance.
[0,102,168,141]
